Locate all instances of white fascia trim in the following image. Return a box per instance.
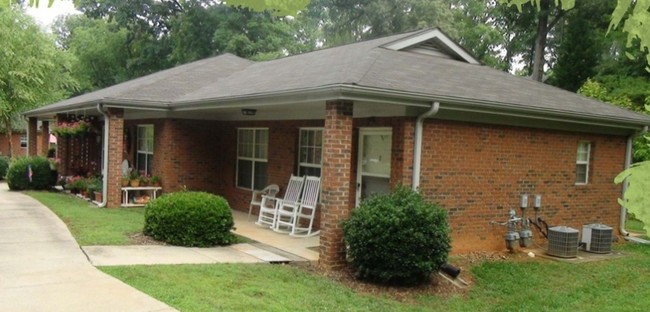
[382,29,481,65]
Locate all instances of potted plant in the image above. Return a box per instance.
[121,172,130,187]
[129,170,141,187]
[93,179,103,203]
[140,173,150,186]
[150,175,161,187]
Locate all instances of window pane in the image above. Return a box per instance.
[299,166,321,177]
[254,161,267,190]
[238,129,253,158]
[314,147,322,164]
[238,160,253,188]
[576,142,589,162]
[136,153,147,173]
[147,154,153,175]
[576,164,587,183]
[255,130,268,159]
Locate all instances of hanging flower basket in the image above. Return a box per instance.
[52,119,96,138]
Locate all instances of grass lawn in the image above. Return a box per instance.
[101,244,650,312]
[26,191,252,245]
[27,191,146,245]
[26,191,650,311]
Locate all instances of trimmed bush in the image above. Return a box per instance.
[144,191,236,247]
[6,156,55,190]
[0,156,8,180]
[342,185,451,286]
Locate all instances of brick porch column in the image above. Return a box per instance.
[27,117,38,156]
[106,108,124,208]
[319,100,354,269]
[40,121,50,156]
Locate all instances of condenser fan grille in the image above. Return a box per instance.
[547,226,579,258]
[582,224,613,254]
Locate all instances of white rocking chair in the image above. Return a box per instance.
[256,175,304,228]
[274,175,321,237]
[248,184,280,220]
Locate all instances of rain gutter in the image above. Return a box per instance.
[96,104,110,207]
[412,101,440,191]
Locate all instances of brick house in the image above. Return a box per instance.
[24,29,650,267]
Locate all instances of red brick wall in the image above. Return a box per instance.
[0,132,45,157]
[135,118,323,212]
[320,101,355,268]
[417,119,626,253]
[106,108,125,208]
[120,114,626,255]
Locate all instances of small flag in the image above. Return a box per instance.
[28,165,33,183]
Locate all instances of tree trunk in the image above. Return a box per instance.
[4,122,13,159]
[531,0,550,81]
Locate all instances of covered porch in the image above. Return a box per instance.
[26,99,428,268]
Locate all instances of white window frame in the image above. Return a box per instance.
[236,128,268,190]
[20,134,27,148]
[136,125,154,176]
[298,128,323,177]
[576,141,591,185]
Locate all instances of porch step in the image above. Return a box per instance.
[231,243,291,263]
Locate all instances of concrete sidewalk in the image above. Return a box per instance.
[0,182,176,312]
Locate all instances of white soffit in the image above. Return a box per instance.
[383,28,481,65]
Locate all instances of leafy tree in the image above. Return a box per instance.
[225,0,310,16]
[54,15,128,92]
[499,0,575,81]
[610,0,650,72]
[305,0,455,46]
[546,1,615,92]
[578,79,649,162]
[0,6,77,157]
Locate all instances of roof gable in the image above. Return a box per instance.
[382,28,481,64]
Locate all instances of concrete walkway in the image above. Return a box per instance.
[0,182,176,312]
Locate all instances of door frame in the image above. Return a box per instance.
[356,127,392,206]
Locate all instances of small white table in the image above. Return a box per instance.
[121,186,162,207]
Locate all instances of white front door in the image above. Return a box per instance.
[356,128,392,206]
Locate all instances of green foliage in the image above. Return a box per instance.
[225,0,310,16]
[6,156,54,191]
[609,0,650,72]
[342,186,451,286]
[0,155,8,179]
[547,1,614,91]
[579,79,650,162]
[0,7,78,157]
[616,160,650,233]
[144,191,235,247]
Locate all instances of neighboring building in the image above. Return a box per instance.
[0,129,46,157]
[24,29,650,267]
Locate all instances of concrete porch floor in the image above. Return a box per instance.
[231,210,320,262]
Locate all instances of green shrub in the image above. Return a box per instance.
[143,191,235,247]
[6,156,55,190]
[0,156,8,180]
[342,185,451,286]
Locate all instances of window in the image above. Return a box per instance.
[20,134,27,148]
[576,141,591,184]
[298,128,323,177]
[136,125,154,176]
[237,128,268,190]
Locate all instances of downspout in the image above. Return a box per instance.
[620,126,649,236]
[412,101,440,191]
[96,104,110,207]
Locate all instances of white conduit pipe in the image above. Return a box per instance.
[412,101,440,191]
[96,104,110,207]
[620,126,649,236]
